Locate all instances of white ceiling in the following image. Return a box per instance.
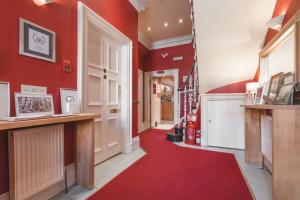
[193,0,277,93]
[138,0,192,42]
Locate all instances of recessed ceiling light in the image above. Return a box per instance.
[179,19,183,23]
[147,27,151,31]
[164,22,168,27]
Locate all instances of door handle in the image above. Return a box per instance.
[103,69,107,73]
[110,109,121,113]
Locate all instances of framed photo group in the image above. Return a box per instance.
[255,72,296,105]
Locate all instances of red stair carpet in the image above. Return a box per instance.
[89,129,253,200]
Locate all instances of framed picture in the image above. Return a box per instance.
[19,18,56,62]
[274,83,295,105]
[60,88,79,114]
[274,72,295,105]
[0,82,10,117]
[267,73,283,104]
[15,93,54,117]
[254,86,264,105]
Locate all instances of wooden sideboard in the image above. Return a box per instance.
[242,105,300,200]
[0,113,100,200]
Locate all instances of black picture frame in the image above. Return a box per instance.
[19,18,56,62]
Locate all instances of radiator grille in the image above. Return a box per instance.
[11,125,64,200]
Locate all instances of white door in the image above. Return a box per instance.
[144,73,151,129]
[207,99,245,149]
[150,77,161,127]
[85,24,122,165]
[138,69,143,131]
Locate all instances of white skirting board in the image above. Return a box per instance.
[0,164,75,200]
[123,136,141,154]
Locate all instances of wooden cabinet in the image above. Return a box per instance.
[243,105,300,200]
[0,113,99,200]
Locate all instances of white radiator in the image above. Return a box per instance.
[10,125,64,200]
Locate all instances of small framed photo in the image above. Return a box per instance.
[60,88,79,114]
[254,86,264,105]
[0,82,10,117]
[19,18,56,62]
[15,93,54,117]
[267,73,283,104]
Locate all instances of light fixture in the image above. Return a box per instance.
[147,27,151,31]
[179,19,183,23]
[33,0,53,6]
[164,22,168,27]
[266,14,285,31]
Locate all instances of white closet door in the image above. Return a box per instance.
[207,98,245,149]
[86,24,122,165]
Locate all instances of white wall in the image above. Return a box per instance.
[268,32,295,76]
[193,0,276,93]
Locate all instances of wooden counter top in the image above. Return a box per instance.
[0,113,100,131]
[241,104,300,110]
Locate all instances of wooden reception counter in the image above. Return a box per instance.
[0,113,100,200]
[242,105,300,200]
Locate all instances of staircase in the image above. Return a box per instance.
[167,0,200,142]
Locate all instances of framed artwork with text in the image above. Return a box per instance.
[19,18,56,62]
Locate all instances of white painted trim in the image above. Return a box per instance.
[132,136,140,151]
[77,2,133,156]
[145,69,179,127]
[201,93,245,146]
[151,34,193,50]
[0,192,8,200]
[138,31,152,50]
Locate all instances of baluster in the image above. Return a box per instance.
[188,76,193,113]
[184,86,187,124]
[178,90,181,125]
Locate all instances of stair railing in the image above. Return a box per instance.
[176,0,200,128]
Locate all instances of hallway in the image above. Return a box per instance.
[88,129,253,200]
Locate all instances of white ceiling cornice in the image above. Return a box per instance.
[138,34,193,50]
[151,34,193,50]
[129,0,150,12]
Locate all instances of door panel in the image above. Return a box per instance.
[207,99,245,149]
[86,24,122,165]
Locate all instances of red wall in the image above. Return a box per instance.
[264,0,300,45]
[138,42,149,71]
[0,0,138,194]
[144,43,195,88]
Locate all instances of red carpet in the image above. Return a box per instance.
[89,129,253,200]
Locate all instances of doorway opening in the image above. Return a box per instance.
[144,69,179,131]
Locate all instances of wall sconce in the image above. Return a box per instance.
[33,0,53,6]
[266,14,285,31]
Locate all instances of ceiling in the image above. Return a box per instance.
[193,0,277,93]
[138,0,192,41]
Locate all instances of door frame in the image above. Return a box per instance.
[138,69,144,132]
[144,69,179,129]
[77,2,136,154]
